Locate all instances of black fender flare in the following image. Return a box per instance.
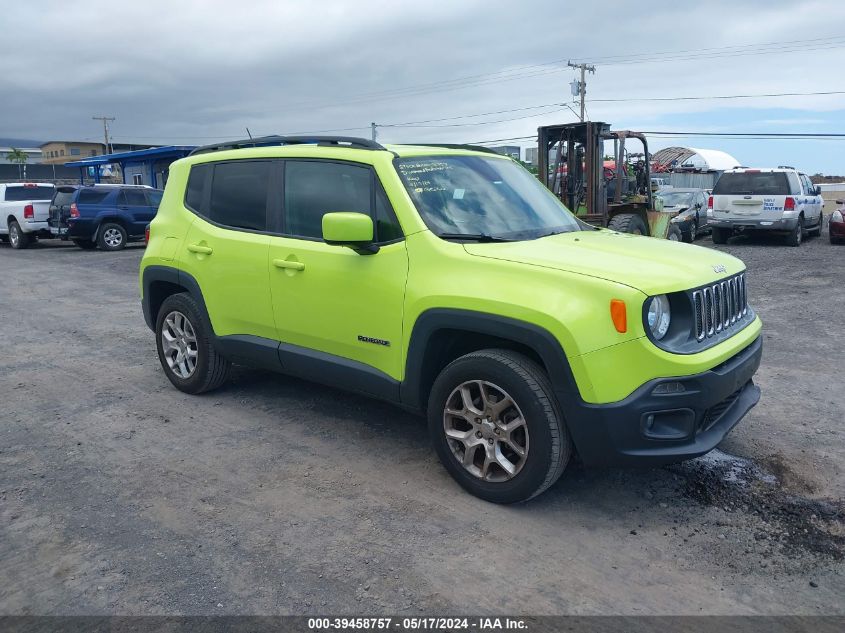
[400,308,582,412]
[141,265,210,332]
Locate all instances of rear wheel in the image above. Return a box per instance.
[155,293,231,394]
[711,227,730,244]
[72,239,97,250]
[8,221,30,249]
[97,222,127,250]
[786,218,803,247]
[808,213,823,238]
[427,349,571,503]
[607,213,648,236]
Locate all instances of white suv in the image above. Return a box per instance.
[707,167,823,246]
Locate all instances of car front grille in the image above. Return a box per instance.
[691,273,747,342]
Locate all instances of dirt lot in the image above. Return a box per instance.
[1,226,843,616]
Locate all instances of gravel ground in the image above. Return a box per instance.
[0,225,843,616]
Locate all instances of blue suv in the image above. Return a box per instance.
[49,184,163,250]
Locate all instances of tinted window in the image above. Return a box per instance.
[185,163,211,213]
[148,190,163,207]
[284,161,371,239]
[52,189,75,207]
[77,189,110,205]
[712,172,790,196]
[210,161,270,231]
[5,185,54,201]
[120,189,148,206]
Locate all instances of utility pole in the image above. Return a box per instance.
[567,62,595,122]
[371,122,378,142]
[92,116,115,153]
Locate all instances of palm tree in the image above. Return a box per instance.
[5,147,28,179]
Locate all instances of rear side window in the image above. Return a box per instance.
[77,189,110,205]
[52,189,76,207]
[120,189,148,206]
[185,163,212,213]
[712,172,790,196]
[4,185,54,201]
[209,161,270,231]
[148,190,163,207]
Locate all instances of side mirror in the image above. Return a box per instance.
[322,212,378,254]
[814,186,822,196]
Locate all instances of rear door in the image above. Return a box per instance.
[178,160,277,341]
[117,188,152,236]
[712,171,790,220]
[50,187,77,230]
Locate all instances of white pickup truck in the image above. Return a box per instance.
[0,182,56,249]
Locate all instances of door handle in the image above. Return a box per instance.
[273,258,305,271]
[187,243,213,255]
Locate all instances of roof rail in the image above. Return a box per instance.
[410,143,503,156]
[188,135,386,156]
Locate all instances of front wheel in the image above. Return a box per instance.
[667,223,683,242]
[8,221,31,249]
[607,213,648,235]
[427,349,571,503]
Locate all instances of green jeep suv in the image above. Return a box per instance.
[140,136,762,503]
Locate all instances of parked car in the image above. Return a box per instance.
[707,167,824,246]
[0,182,56,249]
[650,177,669,192]
[830,200,845,244]
[659,188,710,243]
[140,136,762,504]
[49,184,163,250]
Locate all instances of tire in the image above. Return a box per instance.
[607,212,648,235]
[667,223,683,242]
[711,227,730,244]
[681,218,696,243]
[427,349,571,504]
[786,217,803,247]
[8,221,30,249]
[155,292,231,394]
[72,239,97,250]
[808,213,823,238]
[97,222,127,251]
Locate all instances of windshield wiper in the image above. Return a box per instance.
[436,232,516,242]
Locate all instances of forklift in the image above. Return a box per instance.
[537,121,681,240]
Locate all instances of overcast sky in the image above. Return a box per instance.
[3,0,844,173]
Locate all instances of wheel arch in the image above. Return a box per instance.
[142,265,209,332]
[401,309,581,413]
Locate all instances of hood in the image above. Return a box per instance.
[463,230,744,295]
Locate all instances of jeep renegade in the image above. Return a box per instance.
[140,136,762,503]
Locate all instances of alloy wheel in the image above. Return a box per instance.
[9,225,19,247]
[161,311,198,378]
[443,380,529,482]
[103,227,123,248]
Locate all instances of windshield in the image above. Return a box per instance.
[713,172,790,196]
[658,191,694,207]
[396,155,582,240]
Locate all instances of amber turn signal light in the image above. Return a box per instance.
[610,299,627,333]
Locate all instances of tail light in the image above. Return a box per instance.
[23,204,34,219]
[70,203,80,218]
[784,197,795,211]
[707,196,713,210]
[145,224,150,245]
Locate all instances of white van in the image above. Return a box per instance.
[707,167,823,246]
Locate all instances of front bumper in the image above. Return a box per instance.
[566,335,762,467]
[709,216,798,233]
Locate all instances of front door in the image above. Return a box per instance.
[267,159,408,381]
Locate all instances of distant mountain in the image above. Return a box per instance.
[0,137,44,148]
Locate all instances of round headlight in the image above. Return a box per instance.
[647,294,671,340]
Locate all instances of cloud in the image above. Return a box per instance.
[1,0,843,171]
